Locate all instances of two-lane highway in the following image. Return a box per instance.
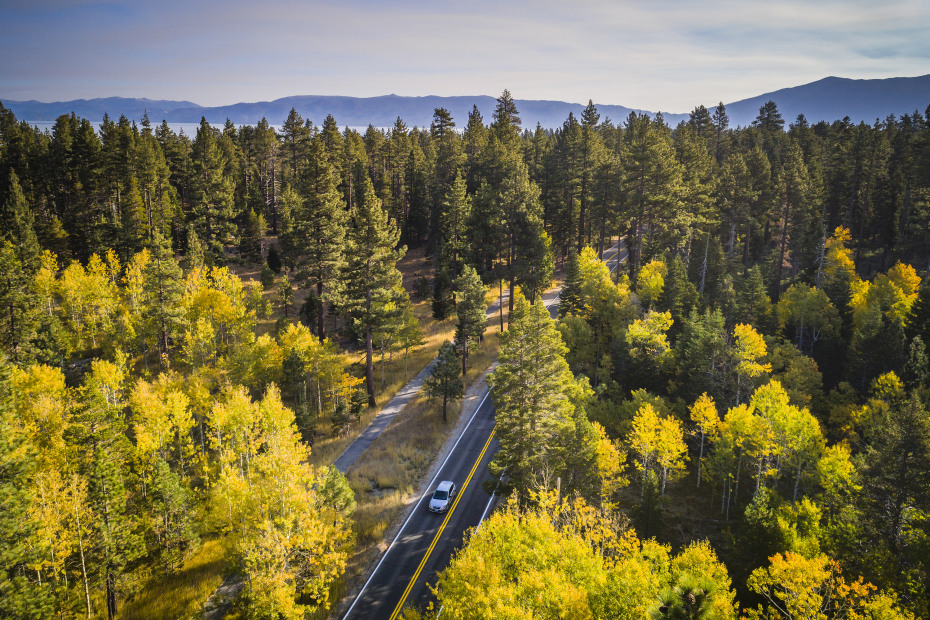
[343,388,500,619]
[343,241,627,619]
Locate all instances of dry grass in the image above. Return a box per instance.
[348,393,462,546]
[120,537,228,620]
[306,296,458,468]
[339,326,500,600]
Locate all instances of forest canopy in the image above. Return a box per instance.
[2,92,930,618]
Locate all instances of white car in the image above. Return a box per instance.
[428,480,457,513]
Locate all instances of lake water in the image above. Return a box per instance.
[23,120,381,136]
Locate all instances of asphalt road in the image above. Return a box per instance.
[342,242,627,620]
[342,388,500,619]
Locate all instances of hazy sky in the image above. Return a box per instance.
[1,0,927,113]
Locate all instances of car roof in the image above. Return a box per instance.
[436,480,454,492]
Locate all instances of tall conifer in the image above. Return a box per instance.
[336,174,406,406]
[489,294,575,496]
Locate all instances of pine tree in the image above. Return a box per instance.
[623,113,684,273]
[0,361,53,618]
[190,118,236,263]
[281,107,311,186]
[432,265,454,320]
[491,89,522,145]
[488,294,575,497]
[430,108,462,255]
[579,100,606,251]
[463,105,488,194]
[454,265,487,375]
[517,227,554,304]
[1,170,41,272]
[71,360,144,619]
[559,249,584,318]
[144,231,184,358]
[424,341,464,423]
[659,255,699,336]
[0,241,37,363]
[239,208,265,262]
[441,172,471,285]
[336,174,406,406]
[292,137,346,341]
[278,274,293,319]
[712,102,730,164]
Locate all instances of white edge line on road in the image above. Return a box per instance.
[438,244,624,618]
[346,242,625,619]
[342,388,492,619]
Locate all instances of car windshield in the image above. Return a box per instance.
[432,490,448,501]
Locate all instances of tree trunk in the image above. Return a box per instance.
[317,280,325,342]
[774,197,791,301]
[697,432,704,488]
[499,279,504,332]
[75,501,92,619]
[106,568,117,620]
[365,327,376,407]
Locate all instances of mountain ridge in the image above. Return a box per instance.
[3,74,929,130]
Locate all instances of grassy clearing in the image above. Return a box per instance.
[340,325,500,598]
[348,394,463,547]
[120,537,228,620]
[306,296,457,468]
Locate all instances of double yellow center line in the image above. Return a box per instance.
[388,427,496,620]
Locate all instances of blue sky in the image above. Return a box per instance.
[1,0,927,113]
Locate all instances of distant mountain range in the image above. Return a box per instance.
[3,74,929,131]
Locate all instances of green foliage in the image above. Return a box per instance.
[431,264,454,320]
[559,249,584,318]
[266,245,282,273]
[454,264,486,374]
[334,173,405,405]
[424,341,463,423]
[2,95,930,620]
[260,261,275,289]
[489,294,576,496]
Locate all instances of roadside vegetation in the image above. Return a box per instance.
[3,86,930,619]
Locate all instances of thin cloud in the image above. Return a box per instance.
[0,0,927,111]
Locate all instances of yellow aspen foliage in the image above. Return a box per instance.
[29,469,88,587]
[836,371,902,444]
[626,310,673,363]
[226,332,283,391]
[10,364,70,471]
[576,247,634,329]
[232,386,350,618]
[628,402,661,476]
[182,266,260,364]
[434,496,743,620]
[690,393,720,487]
[733,323,771,379]
[637,259,667,310]
[746,552,913,620]
[114,248,151,351]
[816,443,859,508]
[850,262,921,330]
[655,415,689,495]
[58,253,120,351]
[822,226,858,287]
[733,323,772,404]
[664,540,738,620]
[627,403,688,495]
[32,250,59,317]
[592,421,629,508]
[129,374,196,477]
